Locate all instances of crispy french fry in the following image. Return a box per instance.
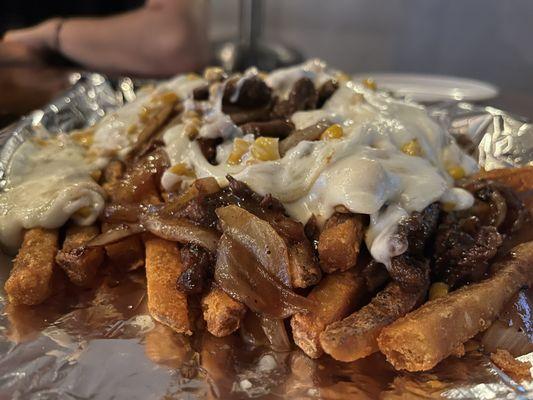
[5,228,59,305]
[378,241,533,372]
[101,160,125,195]
[288,241,322,288]
[145,236,191,335]
[291,269,367,358]
[320,280,427,362]
[104,231,145,271]
[318,213,364,273]
[55,225,104,287]
[201,285,247,337]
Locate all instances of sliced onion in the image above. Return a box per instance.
[215,234,314,319]
[481,320,533,357]
[86,223,145,247]
[260,316,292,352]
[103,203,142,223]
[216,205,291,287]
[279,119,331,156]
[140,212,219,252]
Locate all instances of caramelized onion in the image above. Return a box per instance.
[86,223,145,247]
[481,320,533,357]
[139,212,219,252]
[215,234,314,319]
[260,316,292,352]
[216,205,292,287]
[279,119,331,156]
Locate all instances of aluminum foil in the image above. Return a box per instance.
[1,76,533,400]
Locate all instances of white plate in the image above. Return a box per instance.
[352,72,499,102]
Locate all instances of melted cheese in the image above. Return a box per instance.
[162,63,478,266]
[0,76,205,252]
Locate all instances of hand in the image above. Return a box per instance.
[3,18,62,52]
[0,42,45,66]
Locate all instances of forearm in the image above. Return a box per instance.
[59,4,207,76]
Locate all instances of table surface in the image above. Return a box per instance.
[1,64,533,130]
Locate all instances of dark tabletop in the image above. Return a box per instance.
[1,57,532,131]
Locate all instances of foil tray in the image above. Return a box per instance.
[0,73,532,400]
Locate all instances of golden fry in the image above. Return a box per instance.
[202,285,247,337]
[288,241,322,288]
[318,213,364,273]
[56,225,104,287]
[291,269,366,358]
[320,281,426,362]
[145,236,191,335]
[5,228,59,305]
[378,241,533,372]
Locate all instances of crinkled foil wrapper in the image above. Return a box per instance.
[0,75,532,400]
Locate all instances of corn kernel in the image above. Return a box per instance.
[183,118,201,139]
[203,66,226,82]
[169,163,196,178]
[334,72,351,84]
[320,124,344,140]
[401,139,422,156]
[362,78,377,91]
[71,129,95,147]
[250,137,280,161]
[187,73,201,81]
[227,138,251,165]
[74,206,93,219]
[442,202,456,212]
[429,282,449,300]
[127,124,138,135]
[447,165,465,180]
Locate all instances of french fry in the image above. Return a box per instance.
[55,225,104,287]
[104,231,145,272]
[144,236,191,335]
[201,285,247,337]
[291,269,367,358]
[378,241,533,372]
[288,241,322,288]
[318,213,364,273]
[5,228,59,305]
[320,280,427,362]
[101,160,125,195]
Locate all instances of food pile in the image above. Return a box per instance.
[2,60,533,375]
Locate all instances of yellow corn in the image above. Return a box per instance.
[71,129,95,147]
[401,139,422,156]
[74,206,93,219]
[250,137,280,161]
[203,66,225,82]
[227,138,251,165]
[127,124,138,135]
[429,282,449,300]
[447,165,466,180]
[169,163,196,178]
[334,72,351,84]
[320,124,344,140]
[362,78,377,91]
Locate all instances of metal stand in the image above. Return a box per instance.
[212,0,302,72]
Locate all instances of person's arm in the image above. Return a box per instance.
[3,0,208,76]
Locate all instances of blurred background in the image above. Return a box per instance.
[1,0,532,124]
[210,0,533,93]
